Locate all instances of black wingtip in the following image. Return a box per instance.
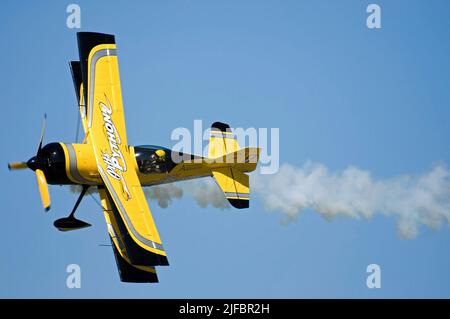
[228,199,249,209]
[69,61,82,104]
[77,32,116,59]
[45,206,51,212]
[211,121,231,132]
[77,32,116,118]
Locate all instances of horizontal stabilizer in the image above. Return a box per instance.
[212,147,260,172]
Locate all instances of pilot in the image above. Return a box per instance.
[142,149,167,174]
[154,149,166,161]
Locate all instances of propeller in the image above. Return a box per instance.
[8,114,51,211]
[37,113,47,154]
[7,162,27,170]
[36,169,51,211]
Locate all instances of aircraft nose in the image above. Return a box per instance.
[27,156,37,171]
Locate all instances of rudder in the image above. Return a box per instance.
[212,167,249,209]
[208,122,240,158]
[208,122,254,209]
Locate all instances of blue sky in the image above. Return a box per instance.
[1,0,450,298]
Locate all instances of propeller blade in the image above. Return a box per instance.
[8,162,28,170]
[35,169,51,211]
[37,113,47,154]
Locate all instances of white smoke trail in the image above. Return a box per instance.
[69,179,229,209]
[144,178,230,210]
[69,162,450,239]
[143,183,183,208]
[253,162,450,239]
[186,178,230,210]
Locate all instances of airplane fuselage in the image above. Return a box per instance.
[37,142,212,187]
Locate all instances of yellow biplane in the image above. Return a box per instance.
[8,32,260,283]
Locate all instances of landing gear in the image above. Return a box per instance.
[53,185,92,231]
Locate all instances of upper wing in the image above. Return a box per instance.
[77,32,168,266]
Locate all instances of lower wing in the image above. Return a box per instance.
[100,188,162,283]
[110,236,159,283]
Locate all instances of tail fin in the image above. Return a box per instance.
[208,122,239,158]
[212,167,249,209]
[207,122,259,209]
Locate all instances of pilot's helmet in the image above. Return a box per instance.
[155,149,166,159]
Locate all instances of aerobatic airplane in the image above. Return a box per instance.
[8,32,260,283]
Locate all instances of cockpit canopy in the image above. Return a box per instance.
[134,145,177,175]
